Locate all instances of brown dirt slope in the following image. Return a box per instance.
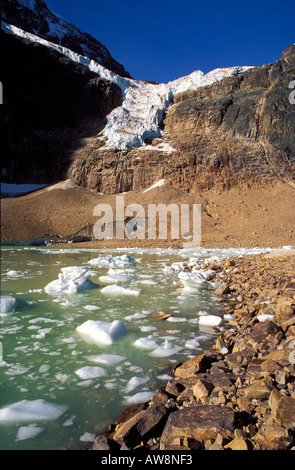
[1,180,294,248]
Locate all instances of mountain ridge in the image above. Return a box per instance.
[1,0,131,78]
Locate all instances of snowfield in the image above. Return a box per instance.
[3,21,253,150]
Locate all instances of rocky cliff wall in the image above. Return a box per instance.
[0,33,122,184]
[67,45,295,194]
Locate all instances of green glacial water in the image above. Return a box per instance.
[0,246,265,450]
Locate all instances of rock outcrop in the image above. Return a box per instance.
[0,32,122,184]
[67,45,295,194]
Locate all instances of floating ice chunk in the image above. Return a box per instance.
[166,316,187,322]
[157,374,173,381]
[125,391,154,405]
[140,325,157,333]
[125,312,147,320]
[139,279,157,285]
[150,340,182,357]
[134,335,158,349]
[88,354,126,365]
[80,432,96,442]
[88,254,137,268]
[44,266,98,294]
[55,373,70,383]
[0,295,16,313]
[84,305,101,311]
[76,319,128,346]
[75,366,107,380]
[125,376,150,393]
[185,339,201,349]
[101,285,141,296]
[6,270,22,277]
[178,271,207,285]
[0,399,67,423]
[198,315,222,326]
[16,424,45,441]
[99,273,132,284]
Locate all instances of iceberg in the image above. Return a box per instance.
[75,366,107,380]
[0,295,16,313]
[44,266,98,294]
[101,284,141,296]
[134,335,158,349]
[125,376,150,393]
[150,340,182,357]
[0,399,67,423]
[88,354,126,365]
[198,315,222,326]
[99,273,132,284]
[76,319,128,346]
[88,254,136,268]
[125,391,154,405]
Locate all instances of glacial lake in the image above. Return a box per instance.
[0,246,266,450]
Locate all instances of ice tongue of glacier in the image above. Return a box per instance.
[3,21,252,150]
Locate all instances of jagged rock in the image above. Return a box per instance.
[272,397,295,428]
[160,405,235,449]
[112,403,169,449]
[252,425,292,450]
[173,352,218,379]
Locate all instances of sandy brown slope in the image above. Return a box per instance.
[1,180,295,248]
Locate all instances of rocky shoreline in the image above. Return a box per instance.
[91,250,295,451]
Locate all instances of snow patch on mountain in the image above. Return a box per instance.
[2,21,253,151]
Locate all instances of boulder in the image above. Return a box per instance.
[160,405,235,449]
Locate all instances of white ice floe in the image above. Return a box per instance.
[125,312,147,320]
[0,295,16,313]
[184,338,201,349]
[84,304,101,311]
[125,376,150,393]
[101,285,141,296]
[76,319,128,346]
[44,266,98,294]
[75,366,107,380]
[15,424,45,441]
[88,354,126,365]
[99,273,132,284]
[198,315,222,326]
[125,391,154,405]
[0,399,67,423]
[150,340,182,357]
[134,335,158,349]
[79,432,96,442]
[178,271,207,285]
[88,254,137,268]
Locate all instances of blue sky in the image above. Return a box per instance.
[46,0,295,83]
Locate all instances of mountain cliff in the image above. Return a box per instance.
[1,0,131,78]
[67,45,295,193]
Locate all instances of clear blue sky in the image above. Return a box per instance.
[46,0,295,83]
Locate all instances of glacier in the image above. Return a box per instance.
[2,21,253,150]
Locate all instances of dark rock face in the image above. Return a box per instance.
[2,0,131,78]
[0,33,122,184]
[165,45,295,191]
[68,45,295,195]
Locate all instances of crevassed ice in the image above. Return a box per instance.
[3,22,253,150]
